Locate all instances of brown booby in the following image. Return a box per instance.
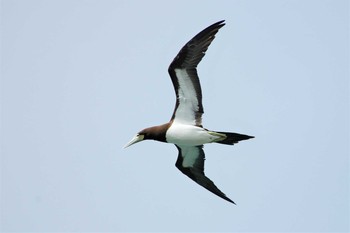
[124,20,254,204]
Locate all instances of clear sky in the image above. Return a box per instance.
[1,0,349,232]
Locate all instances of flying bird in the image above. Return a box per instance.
[124,20,254,204]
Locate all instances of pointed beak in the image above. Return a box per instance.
[124,134,144,148]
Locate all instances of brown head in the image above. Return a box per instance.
[124,122,171,148]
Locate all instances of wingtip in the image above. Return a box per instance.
[214,20,226,28]
[216,19,225,24]
[226,197,236,205]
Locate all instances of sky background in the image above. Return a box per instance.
[1,0,349,232]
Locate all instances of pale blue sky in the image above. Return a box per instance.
[1,0,349,232]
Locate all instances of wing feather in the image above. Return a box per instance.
[175,145,235,204]
[168,21,225,126]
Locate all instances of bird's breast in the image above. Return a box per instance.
[165,123,219,146]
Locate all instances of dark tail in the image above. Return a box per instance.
[215,131,254,145]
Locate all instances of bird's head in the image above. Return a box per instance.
[123,129,148,148]
[124,124,169,148]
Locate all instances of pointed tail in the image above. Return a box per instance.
[214,131,254,145]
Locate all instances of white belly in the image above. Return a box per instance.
[166,123,222,146]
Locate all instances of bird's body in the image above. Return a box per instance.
[166,123,225,146]
[125,20,253,204]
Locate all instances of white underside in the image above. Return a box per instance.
[173,69,199,125]
[166,123,223,146]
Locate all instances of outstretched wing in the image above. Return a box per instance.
[168,20,225,127]
[175,144,235,204]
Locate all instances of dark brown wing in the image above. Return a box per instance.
[168,20,225,126]
[175,144,235,204]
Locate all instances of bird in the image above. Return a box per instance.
[124,20,254,204]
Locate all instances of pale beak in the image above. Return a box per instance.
[124,134,144,148]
